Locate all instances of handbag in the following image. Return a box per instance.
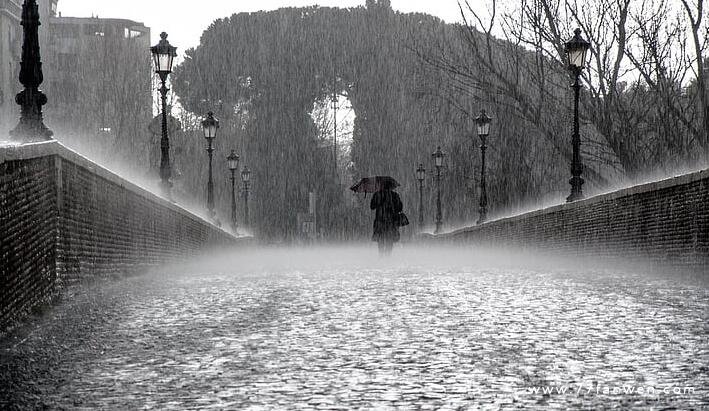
[395,212,410,227]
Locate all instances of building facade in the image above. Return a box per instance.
[44,15,151,161]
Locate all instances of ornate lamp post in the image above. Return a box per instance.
[241,166,251,229]
[227,150,240,233]
[432,146,446,234]
[415,163,426,228]
[474,109,492,224]
[331,90,339,177]
[150,32,177,198]
[564,28,590,203]
[10,0,53,142]
[201,111,219,219]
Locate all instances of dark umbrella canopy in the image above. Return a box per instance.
[350,176,400,193]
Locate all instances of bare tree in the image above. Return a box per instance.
[418,0,708,186]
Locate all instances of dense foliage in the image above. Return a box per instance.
[169,0,706,240]
[173,3,545,240]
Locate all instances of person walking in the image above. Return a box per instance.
[370,184,403,255]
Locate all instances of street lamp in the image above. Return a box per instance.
[564,28,590,203]
[432,146,446,234]
[150,32,177,198]
[241,166,251,229]
[474,109,492,224]
[9,0,53,143]
[227,150,240,233]
[331,90,339,177]
[415,163,426,228]
[201,111,219,219]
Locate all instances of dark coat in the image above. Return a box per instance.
[370,189,403,243]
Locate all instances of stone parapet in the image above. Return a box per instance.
[428,169,709,272]
[1,141,241,328]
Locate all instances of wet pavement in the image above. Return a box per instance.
[1,246,707,409]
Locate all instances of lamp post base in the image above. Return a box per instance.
[566,193,585,203]
[566,176,585,203]
[9,127,54,144]
[10,89,54,143]
[160,180,173,201]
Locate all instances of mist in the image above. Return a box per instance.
[1,0,707,408]
[3,244,703,408]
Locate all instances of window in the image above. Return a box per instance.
[53,24,80,38]
[9,26,21,59]
[57,53,78,71]
[83,24,99,36]
[53,80,77,103]
[125,28,144,39]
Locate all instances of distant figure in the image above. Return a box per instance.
[370,186,403,255]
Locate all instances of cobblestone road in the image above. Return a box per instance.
[1,246,707,409]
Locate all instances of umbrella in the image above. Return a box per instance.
[350,176,400,193]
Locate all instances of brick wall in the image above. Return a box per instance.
[1,141,239,328]
[432,171,709,271]
[0,156,59,327]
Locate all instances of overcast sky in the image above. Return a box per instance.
[56,1,473,53]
